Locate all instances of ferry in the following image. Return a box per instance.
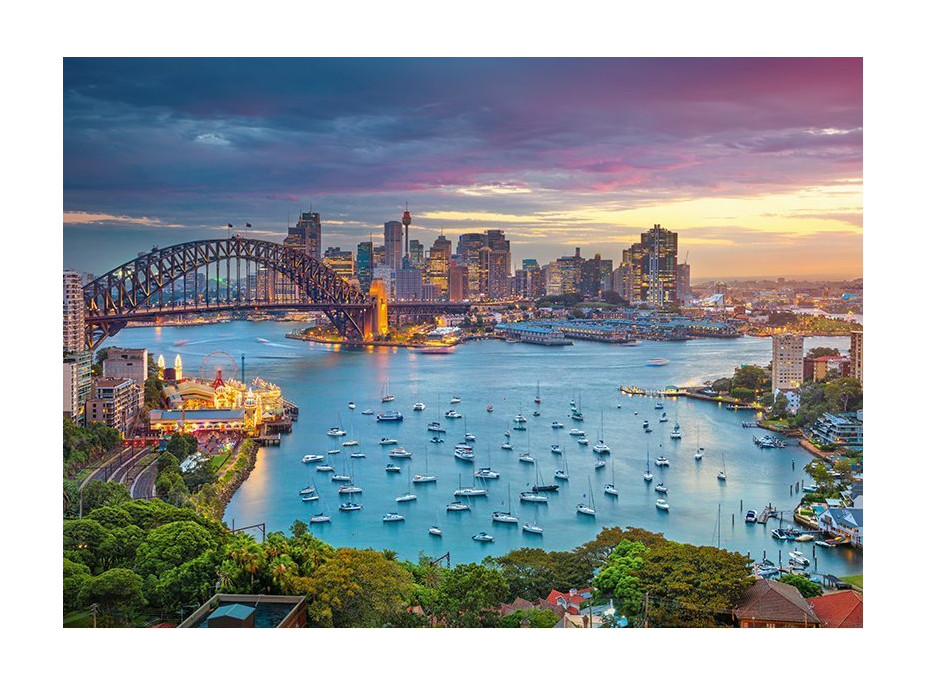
[427,422,447,433]
[382,513,405,523]
[379,437,398,445]
[377,411,404,422]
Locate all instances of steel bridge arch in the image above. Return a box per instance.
[83,236,372,348]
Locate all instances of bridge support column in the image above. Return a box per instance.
[367,280,389,339]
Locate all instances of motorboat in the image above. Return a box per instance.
[474,468,500,479]
[385,463,402,473]
[654,483,668,493]
[331,473,352,482]
[655,456,669,467]
[377,411,404,422]
[520,491,548,503]
[655,498,670,511]
[788,549,811,566]
[594,459,606,469]
[670,423,682,440]
[349,452,366,459]
[427,422,447,433]
[570,410,584,421]
[514,413,527,423]
[465,433,477,442]
[338,502,362,512]
[578,437,589,446]
[338,484,362,495]
[430,436,445,443]
[326,427,347,437]
[445,410,462,419]
[316,463,334,472]
[379,437,398,445]
[717,470,727,481]
[795,534,815,542]
[327,449,341,455]
[383,512,405,523]
[814,540,836,549]
[309,514,331,524]
[659,412,668,423]
[654,402,664,410]
[413,402,426,412]
[554,469,569,481]
[501,442,513,450]
[486,404,494,413]
[695,447,704,460]
[532,410,541,417]
[429,525,443,536]
[450,396,462,404]
[771,528,794,540]
[347,402,356,410]
[568,429,585,436]
[512,424,526,431]
[522,522,544,534]
[518,453,535,463]
[388,447,412,458]
[472,531,494,542]
[302,454,324,463]
[342,439,359,447]
[744,509,758,523]
[551,444,562,454]
[361,408,374,415]
[454,445,475,461]
[551,421,564,429]
[531,483,559,493]
[642,420,650,430]
[446,501,471,511]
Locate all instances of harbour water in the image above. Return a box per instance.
[109,322,862,576]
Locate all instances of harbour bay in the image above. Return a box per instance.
[108,321,862,577]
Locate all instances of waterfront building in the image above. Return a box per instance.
[102,348,148,384]
[395,266,423,301]
[84,377,144,436]
[804,355,851,382]
[850,329,863,385]
[771,334,804,390]
[449,263,468,301]
[810,412,863,449]
[323,247,356,281]
[817,507,863,548]
[63,269,86,353]
[356,241,373,294]
[734,579,821,628]
[642,224,678,308]
[384,220,405,271]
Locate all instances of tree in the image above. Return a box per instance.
[80,480,131,513]
[63,518,113,573]
[498,608,561,628]
[592,539,647,614]
[135,520,219,578]
[730,387,756,402]
[63,559,93,613]
[166,433,198,459]
[805,347,840,359]
[824,377,863,413]
[77,568,146,625]
[290,519,308,539]
[733,365,769,391]
[434,563,509,627]
[779,573,823,598]
[305,549,414,627]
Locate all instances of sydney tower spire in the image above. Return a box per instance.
[402,202,412,261]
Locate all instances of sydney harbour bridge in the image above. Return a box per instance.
[82,236,469,349]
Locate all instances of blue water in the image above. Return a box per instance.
[109,322,862,576]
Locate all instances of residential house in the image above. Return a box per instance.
[818,507,863,547]
[734,579,821,628]
[808,590,863,628]
[545,587,593,616]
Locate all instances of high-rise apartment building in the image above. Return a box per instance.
[642,224,678,308]
[63,270,86,353]
[425,232,452,298]
[850,329,863,385]
[102,348,149,384]
[449,264,469,301]
[84,377,144,437]
[456,233,487,297]
[384,221,405,271]
[772,334,805,391]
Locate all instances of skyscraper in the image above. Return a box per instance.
[63,270,85,353]
[677,262,691,302]
[63,269,92,420]
[384,221,405,271]
[323,247,356,281]
[449,264,469,301]
[641,224,678,308]
[772,334,804,391]
[850,329,863,386]
[357,241,373,294]
[286,211,322,259]
[408,239,425,266]
[425,232,452,298]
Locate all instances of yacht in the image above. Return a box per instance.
[349,452,366,459]
[570,409,584,421]
[576,477,596,516]
[492,512,518,524]
[326,427,347,437]
[522,522,544,535]
[511,424,526,431]
[347,402,356,410]
[453,486,488,497]
[520,491,548,503]
[472,531,494,542]
[465,433,477,442]
[388,447,412,458]
[454,445,475,461]
[594,459,606,469]
[342,439,359,447]
[551,444,562,454]
[551,421,564,429]
[385,463,402,473]
[568,428,585,437]
[376,411,404,422]
[300,492,319,502]
[413,402,426,412]
[532,483,559,493]
[381,381,395,403]
[655,456,670,467]
[695,446,704,460]
[518,452,534,463]
[361,408,374,415]
[450,396,462,404]
[670,423,682,439]
[412,473,437,483]
[659,412,668,423]
[655,498,670,511]
[327,449,341,455]
[315,463,334,472]
[430,436,445,444]
[395,493,417,503]
[654,483,668,493]
[302,454,324,463]
[309,513,331,524]
[604,483,618,497]
[501,442,514,450]
[429,525,443,536]
[578,437,589,446]
[717,470,727,481]
[331,473,352,482]
[592,440,610,454]
[654,402,664,410]
[338,502,362,512]
[789,550,811,566]
[445,410,462,419]
[379,437,398,445]
[554,469,569,481]
[299,486,317,496]
[383,512,405,523]
[514,413,527,423]
[427,421,447,433]
[474,468,500,480]
[446,501,471,512]
[338,484,362,495]
[381,394,396,403]
[644,451,654,482]
[745,509,758,523]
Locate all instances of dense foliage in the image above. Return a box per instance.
[63,418,120,473]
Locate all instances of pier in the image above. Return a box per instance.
[254,433,281,446]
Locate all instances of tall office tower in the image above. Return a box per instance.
[485,229,512,278]
[543,261,561,296]
[323,247,356,281]
[514,270,531,298]
[372,265,396,300]
[618,244,644,303]
[772,334,805,391]
[63,270,86,353]
[640,224,678,308]
[384,220,405,270]
[395,266,423,301]
[402,203,412,260]
[522,258,540,271]
[456,233,487,297]
[580,253,611,298]
[449,264,469,301]
[850,329,863,386]
[373,244,386,267]
[256,265,275,301]
[408,239,425,266]
[554,249,583,295]
[425,232,452,297]
[356,241,374,294]
[299,211,322,259]
[676,262,691,302]
[479,246,511,299]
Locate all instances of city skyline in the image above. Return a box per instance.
[64,58,862,279]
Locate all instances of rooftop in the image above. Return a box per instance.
[735,579,820,625]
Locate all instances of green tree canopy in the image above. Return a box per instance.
[77,568,146,625]
[434,563,509,627]
[135,520,219,578]
[733,365,769,391]
[779,573,823,598]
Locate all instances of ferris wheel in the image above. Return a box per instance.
[199,350,239,381]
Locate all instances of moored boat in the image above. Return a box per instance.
[655,498,670,511]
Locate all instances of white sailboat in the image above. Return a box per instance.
[576,476,596,516]
[717,453,727,481]
[309,495,331,524]
[592,410,611,454]
[413,447,437,484]
[643,446,653,482]
[381,379,395,403]
[695,425,704,460]
[554,450,570,481]
[604,459,618,496]
[491,485,518,524]
[397,467,418,502]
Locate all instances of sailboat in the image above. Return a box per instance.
[592,410,611,454]
[413,384,425,412]
[643,447,654,482]
[522,521,544,534]
[534,381,541,405]
[554,450,570,481]
[381,379,395,403]
[413,447,437,483]
[695,425,705,460]
[300,482,319,501]
[491,485,518,523]
[576,476,596,516]
[604,460,618,496]
[532,458,559,492]
[463,415,476,442]
[453,473,488,497]
[310,495,332,524]
[570,391,584,421]
[475,450,499,479]
[396,467,418,502]
[717,453,727,481]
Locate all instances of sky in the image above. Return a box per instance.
[63,58,862,280]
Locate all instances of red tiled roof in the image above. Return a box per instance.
[809,590,863,628]
[735,579,820,625]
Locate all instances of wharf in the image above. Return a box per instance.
[619,386,685,397]
[254,433,281,446]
